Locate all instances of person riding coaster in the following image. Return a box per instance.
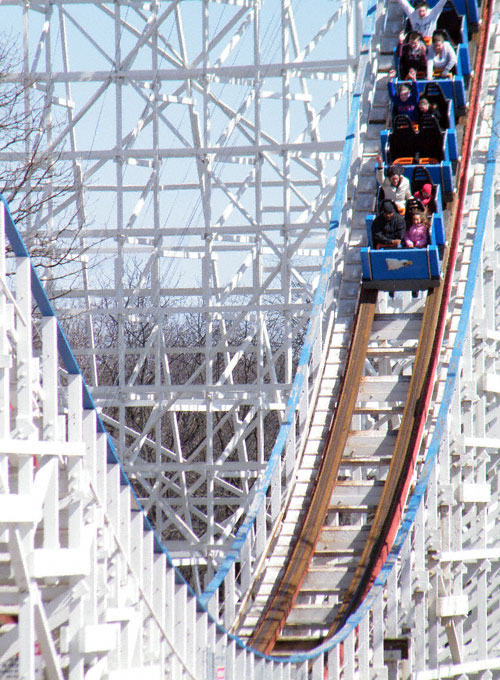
[375,157,413,215]
[395,0,447,44]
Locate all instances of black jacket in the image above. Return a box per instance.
[372,212,406,247]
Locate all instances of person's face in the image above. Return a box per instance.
[412,214,422,225]
[421,188,430,199]
[389,174,400,186]
[419,100,429,112]
[409,37,420,50]
[418,5,428,18]
[383,210,395,220]
[399,87,411,101]
[433,38,444,53]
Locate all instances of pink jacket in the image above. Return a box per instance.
[404,224,428,248]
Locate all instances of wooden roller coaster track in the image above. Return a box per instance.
[249,282,443,653]
[245,0,492,655]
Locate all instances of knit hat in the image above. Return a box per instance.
[421,183,432,194]
[382,201,395,214]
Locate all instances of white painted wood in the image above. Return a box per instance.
[79,624,119,653]
[0,495,41,523]
[0,0,370,582]
[0,3,499,679]
[0,439,85,457]
[30,548,91,578]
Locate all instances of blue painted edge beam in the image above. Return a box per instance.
[199,0,378,619]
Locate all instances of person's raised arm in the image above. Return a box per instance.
[375,154,385,185]
[387,69,398,101]
[394,0,414,19]
[428,0,448,21]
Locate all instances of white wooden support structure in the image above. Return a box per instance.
[0,0,499,677]
[0,0,367,585]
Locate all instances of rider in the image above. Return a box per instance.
[375,157,412,214]
[395,0,448,44]
[372,201,407,249]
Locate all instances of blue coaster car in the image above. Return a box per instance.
[395,1,470,110]
[417,71,467,111]
[384,83,459,162]
[361,212,444,292]
[379,123,454,200]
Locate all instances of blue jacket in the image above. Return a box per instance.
[388,79,419,122]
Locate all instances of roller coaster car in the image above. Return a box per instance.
[393,72,467,111]
[384,105,457,163]
[388,81,458,160]
[403,3,472,76]
[384,114,448,165]
[394,40,469,110]
[380,118,454,199]
[360,211,444,292]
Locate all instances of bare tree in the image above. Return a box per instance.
[0,35,85,285]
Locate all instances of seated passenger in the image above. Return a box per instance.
[426,30,457,79]
[388,69,419,122]
[397,31,428,78]
[404,212,429,248]
[414,182,433,207]
[405,195,425,219]
[417,97,442,128]
[372,201,407,249]
[395,0,447,44]
[375,157,412,214]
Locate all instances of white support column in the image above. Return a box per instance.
[0,0,361,581]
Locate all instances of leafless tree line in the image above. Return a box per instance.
[61,287,306,563]
[0,36,84,285]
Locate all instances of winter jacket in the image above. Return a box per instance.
[388,78,419,122]
[372,212,407,247]
[404,224,429,248]
[376,169,412,211]
[398,39,428,76]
